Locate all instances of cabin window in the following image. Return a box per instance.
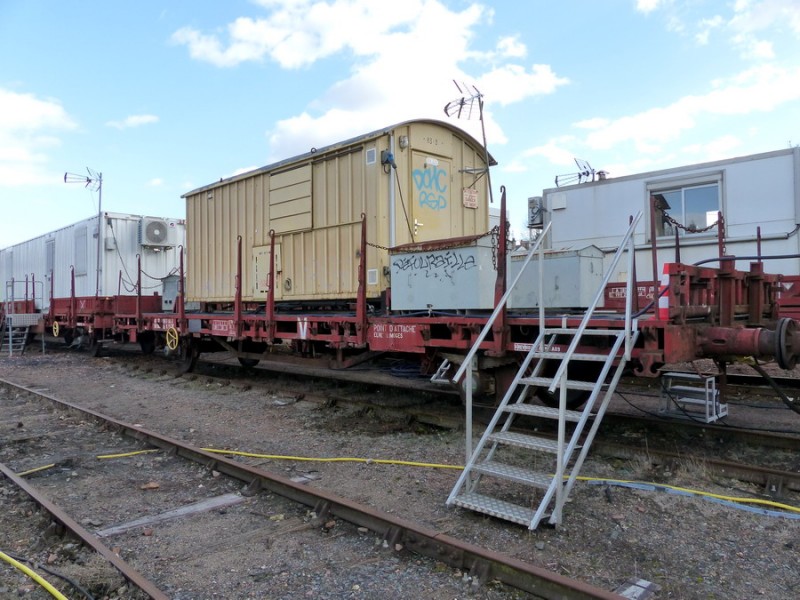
[652,182,720,238]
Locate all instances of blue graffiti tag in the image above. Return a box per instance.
[412,165,448,210]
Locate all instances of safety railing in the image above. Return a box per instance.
[451,221,551,458]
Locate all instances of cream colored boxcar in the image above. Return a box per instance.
[183,119,494,305]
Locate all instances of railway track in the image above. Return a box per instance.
[0,376,623,599]
[33,344,800,497]
[5,347,800,598]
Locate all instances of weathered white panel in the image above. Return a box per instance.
[0,213,185,310]
[390,236,496,310]
[542,148,800,280]
[508,246,604,309]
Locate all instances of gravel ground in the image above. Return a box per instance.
[2,348,800,599]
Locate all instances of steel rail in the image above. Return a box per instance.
[0,376,622,600]
[0,462,169,600]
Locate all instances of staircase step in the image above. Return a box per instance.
[487,431,562,453]
[666,385,715,395]
[519,376,600,391]
[532,351,611,362]
[472,460,552,489]
[544,328,623,336]
[451,491,536,526]
[505,403,585,422]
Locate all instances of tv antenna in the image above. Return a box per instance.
[555,158,595,187]
[444,81,493,204]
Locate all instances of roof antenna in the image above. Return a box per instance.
[555,158,596,187]
[444,81,494,204]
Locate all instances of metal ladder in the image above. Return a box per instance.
[447,212,642,529]
[447,326,638,528]
[2,317,31,355]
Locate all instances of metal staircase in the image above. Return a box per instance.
[3,279,46,356]
[447,212,642,529]
[1,315,32,355]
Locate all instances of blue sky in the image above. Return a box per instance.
[1,0,799,247]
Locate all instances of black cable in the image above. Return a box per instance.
[747,357,800,415]
[110,220,180,292]
[393,166,415,243]
[4,550,96,600]
[615,390,800,434]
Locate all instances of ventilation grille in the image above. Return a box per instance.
[139,217,177,247]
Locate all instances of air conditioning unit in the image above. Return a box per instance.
[528,196,544,227]
[139,217,177,247]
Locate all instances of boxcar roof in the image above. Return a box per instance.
[182,118,496,198]
[542,146,797,194]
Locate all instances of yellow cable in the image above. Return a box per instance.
[575,475,800,514]
[96,449,160,459]
[94,446,799,515]
[0,550,68,600]
[16,464,55,477]
[200,448,463,470]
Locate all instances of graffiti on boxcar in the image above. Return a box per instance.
[392,250,476,283]
[413,165,448,210]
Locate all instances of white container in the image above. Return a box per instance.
[390,234,496,311]
[508,246,604,309]
[0,212,185,310]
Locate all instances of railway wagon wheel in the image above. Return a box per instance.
[53,322,75,346]
[237,357,260,368]
[534,361,602,411]
[139,331,156,355]
[176,337,199,374]
[88,333,103,358]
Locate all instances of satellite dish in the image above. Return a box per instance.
[555,158,596,187]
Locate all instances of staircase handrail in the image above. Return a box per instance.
[548,211,642,393]
[452,221,552,385]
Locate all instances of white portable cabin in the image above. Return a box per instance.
[536,147,800,282]
[0,212,185,311]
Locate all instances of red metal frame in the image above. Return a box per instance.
[12,194,800,389]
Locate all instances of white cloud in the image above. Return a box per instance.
[522,138,579,167]
[580,64,800,152]
[106,114,159,130]
[573,117,610,130]
[0,88,75,132]
[206,1,568,163]
[476,64,568,106]
[147,178,164,187]
[172,0,432,69]
[729,0,800,37]
[681,135,743,160]
[635,0,665,15]
[496,35,527,59]
[0,88,76,186]
[695,15,723,45]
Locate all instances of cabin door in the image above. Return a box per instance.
[409,151,452,242]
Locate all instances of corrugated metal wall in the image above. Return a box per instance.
[185,119,491,304]
[0,213,185,310]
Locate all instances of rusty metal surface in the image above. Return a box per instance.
[1,376,622,600]
[0,462,170,600]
